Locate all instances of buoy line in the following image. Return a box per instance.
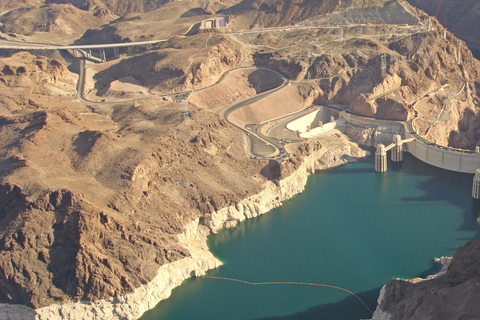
[200,275,374,315]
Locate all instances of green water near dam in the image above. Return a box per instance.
[140,152,480,320]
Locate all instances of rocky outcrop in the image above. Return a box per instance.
[0,52,76,104]
[0,217,220,320]
[0,3,117,43]
[372,240,480,320]
[351,73,413,121]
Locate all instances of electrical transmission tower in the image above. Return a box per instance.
[389,54,395,65]
[440,91,455,123]
[380,54,387,79]
[424,18,432,31]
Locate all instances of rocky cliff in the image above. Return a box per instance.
[372,239,480,320]
[0,113,366,319]
[1,0,480,319]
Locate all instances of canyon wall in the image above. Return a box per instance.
[0,132,366,320]
[372,240,480,320]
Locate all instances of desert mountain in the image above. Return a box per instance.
[406,0,480,58]
[0,3,117,44]
[0,0,480,319]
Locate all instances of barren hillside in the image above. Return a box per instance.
[407,0,480,58]
[0,50,270,307]
[0,0,480,319]
[0,3,117,44]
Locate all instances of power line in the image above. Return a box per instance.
[183,101,190,125]
[435,0,443,18]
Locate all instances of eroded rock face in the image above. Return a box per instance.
[373,239,480,320]
[0,52,76,104]
[0,105,269,308]
[0,0,480,318]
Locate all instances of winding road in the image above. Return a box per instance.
[215,67,292,160]
[0,20,432,161]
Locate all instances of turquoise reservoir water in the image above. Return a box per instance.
[141,153,480,320]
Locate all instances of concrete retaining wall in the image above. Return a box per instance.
[300,119,346,138]
[286,107,335,133]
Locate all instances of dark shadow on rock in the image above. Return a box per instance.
[0,156,27,178]
[252,52,273,67]
[47,192,81,298]
[49,211,80,297]
[67,58,81,74]
[73,130,102,158]
[19,112,47,136]
[247,69,283,93]
[92,51,182,91]
[260,160,281,181]
[248,287,381,320]
[219,0,257,17]
[0,183,28,227]
[1,112,47,150]
[73,26,123,46]
[181,8,209,18]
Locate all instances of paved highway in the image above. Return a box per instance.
[0,20,429,161]
[216,67,291,160]
[0,38,168,50]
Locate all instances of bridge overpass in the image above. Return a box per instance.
[0,38,168,62]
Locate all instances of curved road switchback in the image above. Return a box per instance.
[216,66,292,160]
[75,50,151,105]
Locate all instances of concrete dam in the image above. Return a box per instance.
[287,107,480,199]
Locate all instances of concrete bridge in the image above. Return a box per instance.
[0,38,167,62]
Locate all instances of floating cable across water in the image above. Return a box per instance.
[200,275,374,315]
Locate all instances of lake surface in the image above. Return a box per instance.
[141,152,480,320]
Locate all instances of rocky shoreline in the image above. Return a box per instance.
[370,238,480,320]
[0,130,367,320]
